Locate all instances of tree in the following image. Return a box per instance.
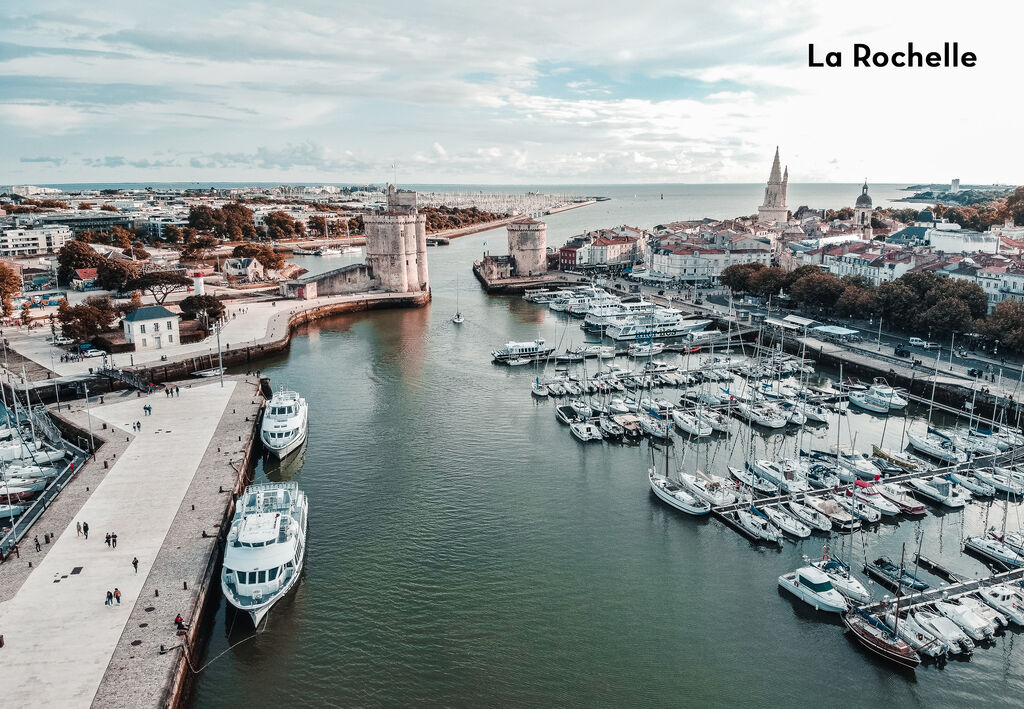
[179,294,225,327]
[899,271,942,299]
[263,211,298,241]
[876,281,919,324]
[232,243,285,271]
[1001,187,1024,227]
[163,224,182,244]
[308,215,327,237]
[720,262,766,293]
[983,300,1024,352]
[747,266,786,298]
[840,274,873,290]
[181,235,218,261]
[928,279,988,319]
[0,262,21,317]
[835,286,877,318]
[78,202,93,210]
[99,204,119,212]
[57,296,117,342]
[216,202,255,241]
[825,207,854,221]
[96,259,140,291]
[188,205,220,233]
[20,300,32,326]
[920,297,975,340]
[57,240,104,284]
[782,265,823,291]
[110,225,134,250]
[789,272,845,310]
[126,271,192,304]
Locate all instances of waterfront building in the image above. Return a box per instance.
[363,185,429,293]
[36,212,132,235]
[0,224,71,256]
[757,147,789,225]
[122,305,181,350]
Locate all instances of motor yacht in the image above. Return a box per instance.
[261,390,308,459]
[884,612,949,659]
[569,421,603,442]
[778,565,848,612]
[934,600,994,642]
[849,481,900,517]
[221,482,308,626]
[809,554,869,603]
[874,483,927,516]
[906,477,970,508]
[979,584,1024,625]
[913,610,974,655]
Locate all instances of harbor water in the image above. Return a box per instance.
[192,189,1024,708]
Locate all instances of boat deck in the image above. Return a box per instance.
[857,566,1024,615]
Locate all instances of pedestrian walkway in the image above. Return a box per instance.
[0,381,236,707]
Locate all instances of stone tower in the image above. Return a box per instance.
[363,185,429,293]
[757,147,789,224]
[855,179,873,239]
[507,218,547,277]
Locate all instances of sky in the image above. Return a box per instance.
[2,0,1022,185]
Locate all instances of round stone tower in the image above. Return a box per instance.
[507,218,547,277]
[363,185,429,292]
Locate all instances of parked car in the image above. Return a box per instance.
[968,367,983,377]
[83,349,107,358]
[894,346,910,358]
[53,336,73,346]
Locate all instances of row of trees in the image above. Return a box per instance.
[420,206,506,233]
[721,262,1008,343]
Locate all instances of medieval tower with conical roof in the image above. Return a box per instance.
[757,147,789,224]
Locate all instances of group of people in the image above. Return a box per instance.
[104,532,119,548]
[60,352,87,363]
[104,588,122,606]
[164,386,181,398]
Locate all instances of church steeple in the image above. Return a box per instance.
[758,147,789,224]
[768,146,782,183]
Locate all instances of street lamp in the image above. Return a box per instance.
[82,382,95,456]
[949,331,958,371]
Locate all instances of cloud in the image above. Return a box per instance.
[83,155,127,168]
[19,155,66,166]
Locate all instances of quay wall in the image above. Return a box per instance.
[472,262,583,295]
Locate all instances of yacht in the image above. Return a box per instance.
[751,459,810,494]
[906,477,970,508]
[946,470,996,497]
[737,402,787,429]
[979,584,1024,625]
[627,342,664,357]
[221,482,308,626]
[907,431,967,464]
[763,506,811,538]
[671,410,713,437]
[491,339,555,364]
[973,467,1024,496]
[834,492,882,523]
[778,566,848,613]
[913,610,974,655]
[874,483,927,516]
[883,612,950,659]
[809,554,869,603]
[733,508,784,545]
[829,445,879,481]
[934,601,993,642]
[648,469,711,515]
[863,556,929,593]
[805,496,860,531]
[261,390,309,459]
[679,471,737,506]
[963,535,1024,568]
[728,466,779,495]
[849,481,900,517]
[787,499,832,532]
[583,299,656,332]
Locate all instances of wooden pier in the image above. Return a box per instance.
[858,567,1024,615]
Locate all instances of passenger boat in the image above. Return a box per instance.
[907,431,967,464]
[779,565,848,612]
[569,421,603,442]
[913,610,974,655]
[763,506,811,538]
[905,477,970,508]
[728,466,779,495]
[874,483,927,516]
[605,309,711,341]
[491,339,555,364]
[648,468,711,515]
[583,299,656,332]
[260,390,308,459]
[863,556,929,592]
[843,610,922,668]
[221,482,308,626]
[810,553,869,603]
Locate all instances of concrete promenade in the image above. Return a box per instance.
[0,380,240,707]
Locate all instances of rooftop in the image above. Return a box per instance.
[122,305,177,322]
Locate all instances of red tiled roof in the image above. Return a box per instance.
[74,268,98,280]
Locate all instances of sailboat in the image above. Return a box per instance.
[452,275,464,324]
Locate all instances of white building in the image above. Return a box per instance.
[0,225,71,257]
[648,246,771,283]
[122,305,181,350]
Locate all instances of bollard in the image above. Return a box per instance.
[201,530,208,538]
[155,589,159,597]
[217,447,220,452]
[28,562,31,568]
[219,486,224,493]
[238,436,241,441]
[102,423,106,430]
[183,581,188,590]
[0,634,4,647]
[103,461,108,469]
[191,504,194,511]
[44,534,49,544]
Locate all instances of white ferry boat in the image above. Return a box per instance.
[221,482,308,626]
[605,308,711,341]
[261,390,308,459]
[583,298,656,331]
[491,338,555,364]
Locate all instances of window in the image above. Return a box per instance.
[168,334,173,343]
[248,571,257,584]
[154,322,160,331]
[142,338,147,347]
[167,321,173,330]
[258,570,266,583]
[139,324,146,333]
[268,567,279,581]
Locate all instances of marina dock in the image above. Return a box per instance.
[858,567,1024,615]
[0,376,264,708]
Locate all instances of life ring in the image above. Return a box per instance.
[917,633,924,641]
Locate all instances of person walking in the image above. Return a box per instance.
[114,588,121,605]
[111,533,117,549]
[105,533,111,547]
[76,521,82,537]
[82,522,89,539]
[136,421,141,431]
[132,557,139,573]
[34,535,41,552]
[175,386,180,397]
[105,590,113,607]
